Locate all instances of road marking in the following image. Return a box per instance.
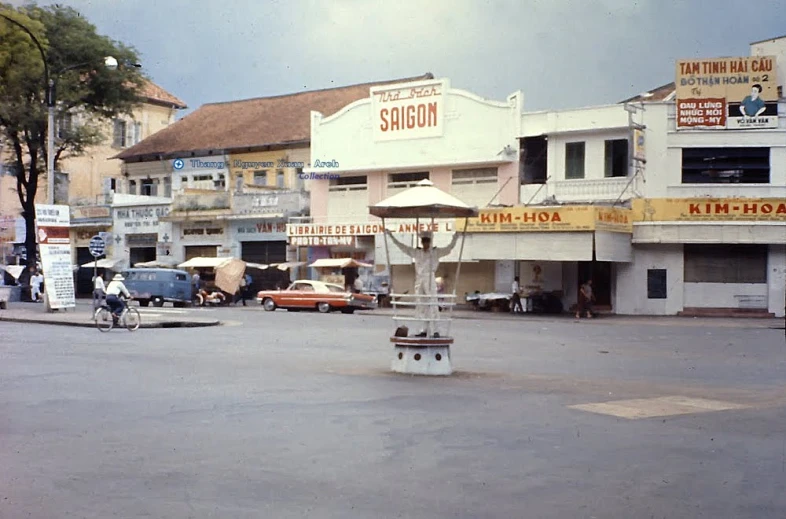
[568,396,749,420]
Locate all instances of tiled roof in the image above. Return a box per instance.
[115,73,434,161]
[619,82,676,103]
[140,79,187,109]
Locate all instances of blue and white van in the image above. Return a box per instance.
[121,268,192,307]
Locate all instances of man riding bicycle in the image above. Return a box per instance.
[106,273,132,324]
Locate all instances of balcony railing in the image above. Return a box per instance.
[551,176,636,202]
[231,189,310,216]
[172,190,231,211]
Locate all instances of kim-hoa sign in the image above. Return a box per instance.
[371,79,445,141]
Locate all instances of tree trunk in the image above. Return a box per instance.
[23,201,38,269]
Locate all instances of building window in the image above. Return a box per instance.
[253,170,267,185]
[215,173,226,189]
[140,178,156,196]
[684,244,768,284]
[163,177,171,197]
[128,179,137,195]
[56,113,73,140]
[452,168,498,185]
[681,147,770,184]
[276,170,285,188]
[329,175,367,192]
[112,119,127,148]
[647,269,667,299]
[565,142,585,179]
[387,171,429,189]
[604,139,628,178]
[235,174,244,192]
[520,136,547,185]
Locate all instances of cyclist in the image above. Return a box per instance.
[105,273,132,324]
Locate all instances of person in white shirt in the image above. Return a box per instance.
[93,274,106,309]
[105,273,132,321]
[510,276,523,313]
[30,269,44,302]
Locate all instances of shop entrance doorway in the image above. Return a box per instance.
[577,261,612,310]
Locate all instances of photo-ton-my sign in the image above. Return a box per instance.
[675,56,778,130]
[371,79,446,141]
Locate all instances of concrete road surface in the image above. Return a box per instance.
[1,309,784,518]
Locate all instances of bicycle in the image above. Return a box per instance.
[94,297,141,332]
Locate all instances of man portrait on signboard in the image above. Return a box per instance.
[739,84,766,117]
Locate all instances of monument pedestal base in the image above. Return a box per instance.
[390,337,454,376]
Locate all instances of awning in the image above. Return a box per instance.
[594,231,632,262]
[271,261,306,271]
[69,221,111,228]
[222,213,285,221]
[471,232,594,261]
[309,258,373,269]
[1,265,25,280]
[633,223,786,245]
[178,257,233,269]
[134,258,180,268]
[81,258,123,270]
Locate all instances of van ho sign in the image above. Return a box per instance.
[371,79,445,142]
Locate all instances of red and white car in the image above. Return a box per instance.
[257,280,377,314]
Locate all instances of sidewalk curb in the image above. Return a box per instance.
[0,317,222,329]
[355,311,782,329]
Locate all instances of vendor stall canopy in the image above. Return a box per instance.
[81,258,123,270]
[309,258,373,269]
[370,179,479,219]
[178,257,233,269]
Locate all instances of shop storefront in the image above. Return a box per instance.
[178,220,228,260]
[617,198,786,317]
[457,205,633,312]
[69,206,113,295]
[111,201,173,270]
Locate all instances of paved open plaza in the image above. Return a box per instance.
[1,308,784,518]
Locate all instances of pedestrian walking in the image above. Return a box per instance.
[510,276,523,313]
[576,279,595,319]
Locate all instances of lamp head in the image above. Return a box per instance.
[104,56,118,70]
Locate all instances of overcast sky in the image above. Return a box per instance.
[10,0,786,117]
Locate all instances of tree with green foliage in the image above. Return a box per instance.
[0,2,143,269]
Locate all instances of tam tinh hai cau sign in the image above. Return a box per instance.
[675,56,778,130]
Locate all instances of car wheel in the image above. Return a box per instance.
[263,298,276,312]
[317,302,331,314]
[173,301,186,308]
[340,308,356,314]
[138,299,150,307]
[152,296,165,307]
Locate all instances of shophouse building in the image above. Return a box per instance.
[301,77,523,296]
[113,74,434,284]
[304,38,785,317]
[613,36,786,318]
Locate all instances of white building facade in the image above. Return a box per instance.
[304,77,523,295]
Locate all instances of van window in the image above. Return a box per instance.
[175,273,187,281]
[123,271,137,280]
